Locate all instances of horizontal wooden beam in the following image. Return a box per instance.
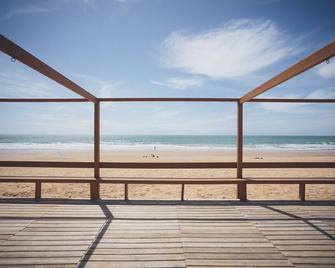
[240,40,335,103]
[1,98,335,103]
[0,34,97,103]
[0,98,89,102]
[0,176,334,185]
[99,98,239,102]
[249,98,335,103]
[0,97,236,103]
[245,177,335,184]
[1,161,334,169]
[100,162,237,169]
[1,161,236,169]
[0,176,94,183]
[243,162,335,168]
[100,177,243,184]
[0,161,93,168]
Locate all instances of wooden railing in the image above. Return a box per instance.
[1,159,335,201]
[1,98,335,201]
[1,34,335,201]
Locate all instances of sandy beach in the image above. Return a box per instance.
[0,148,334,200]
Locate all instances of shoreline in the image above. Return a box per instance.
[1,148,335,161]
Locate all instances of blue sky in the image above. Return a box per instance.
[0,0,334,135]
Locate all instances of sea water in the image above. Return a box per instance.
[0,135,334,151]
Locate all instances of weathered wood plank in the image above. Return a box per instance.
[186,259,293,266]
[82,261,186,268]
[185,252,287,259]
[0,258,80,265]
[83,254,185,261]
[1,202,335,268]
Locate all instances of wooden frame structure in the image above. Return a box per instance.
[1,34,335,201]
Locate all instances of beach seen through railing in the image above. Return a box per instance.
[1,32,335,201]
[1,1,335,266]
[1,132,335,200]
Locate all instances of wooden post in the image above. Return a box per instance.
[237,182,247,201]
[92,101,100,200]
[90,181,98,200]
[237,103,247,201]
[124,184,128,200]
[299,183,306,201]
[181,184,185,201]
[35,181,41,200]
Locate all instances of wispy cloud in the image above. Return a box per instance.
[79,0,98,9]
[101,106,236,135]
[258,94,306,112]
[79,0,125,7]
[25,111,92,134]
[98,81,124,97]
[1,6,56,20]
[0,72,56,98]
[159,19,299,79]
[151,76,203,90]
[73,73,124,98]
[258,88,335,112]
[305,88,335,99]
[151,106,183,119]
[317,61,335,79]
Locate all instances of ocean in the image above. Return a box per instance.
[0,135,334,151]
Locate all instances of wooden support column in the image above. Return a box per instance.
[92,101,100,200]
[299,183,306,201]
[124,184,128,200]
[181,184,185,201]
[237,103,247,201]
[90,181,98,200]
[237,182,247,201]
[35,181,41,200]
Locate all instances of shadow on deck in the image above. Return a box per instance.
[0,199,334,268]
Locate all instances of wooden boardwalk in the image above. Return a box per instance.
[0,200,334,267]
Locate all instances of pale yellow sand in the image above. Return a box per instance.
[0,149,334,200]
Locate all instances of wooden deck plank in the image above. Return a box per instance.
[185,252,287,259]
[83,254,185,261]
[0,258,79,265]
[0,201,334,267]
[0,265,74,268]
[82,261,186,268]
[186,259,293,266]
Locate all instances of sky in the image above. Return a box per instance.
[0,0,334,135]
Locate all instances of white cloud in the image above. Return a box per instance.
[151,76,203,90]
[317,61,335,79]
[159,19,298,79]
[1,6,56,20]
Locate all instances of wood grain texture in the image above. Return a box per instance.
[0,201,334,267]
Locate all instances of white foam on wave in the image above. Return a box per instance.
[0,142,335,151]
[0,142,93,150]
